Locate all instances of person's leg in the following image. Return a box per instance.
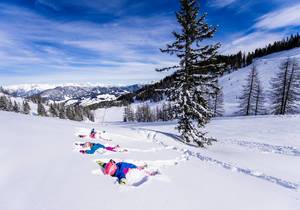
[105,146,117,152]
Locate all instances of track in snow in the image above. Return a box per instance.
[136,128,299,191]
[219,139,300,157]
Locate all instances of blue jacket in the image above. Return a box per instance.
[114,162,137,181]
[85,143,105,154]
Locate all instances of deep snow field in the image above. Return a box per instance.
[0,111,300,210]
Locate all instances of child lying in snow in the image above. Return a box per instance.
[78,129,110,141]
[96,159,146,184]
[90,128,96,138]
[78,142,127,154]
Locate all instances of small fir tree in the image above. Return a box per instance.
[37,102,47,117]
[22,101,31,114]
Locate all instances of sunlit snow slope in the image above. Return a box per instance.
[0,111,299,210]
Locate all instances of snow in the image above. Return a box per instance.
[220,47,300,116]
[3,83,106,92]
[78,94,117,106]
[0,111,299,210]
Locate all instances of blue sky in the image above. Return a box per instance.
[0,0,300,86]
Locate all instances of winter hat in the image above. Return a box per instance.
[104,160,117,176]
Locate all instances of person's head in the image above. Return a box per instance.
[86,142,92,148]
[104,159,117,176]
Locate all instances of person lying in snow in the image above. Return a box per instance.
[96,159,146,184]
[90,128,96,138]
[78,142,127,154]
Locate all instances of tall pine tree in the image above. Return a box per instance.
[157,0,223,147]
[211,87,224,117]
[12,101,20,113]
[0,95,9,111]
[37,102,47,117]
[270,58,300,115]
[237,64,265,115]
[253,80,266,115]
[22,101,31,114]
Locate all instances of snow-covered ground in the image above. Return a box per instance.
[0,111,299,210]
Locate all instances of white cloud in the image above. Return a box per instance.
[35,0,128,13]
[36,0,60,11]
[0,4,177,85]
[255,3,300,30]
[208,0,238,8]
[220,31,287,54]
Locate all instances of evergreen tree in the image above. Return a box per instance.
[211,87,224,117]
[142,103,152,122]
[22,101,31,114]
[87,109,95,122]
[253,80,266,115]
[237,64,264,115]
[135,106,143,122]
[49,103,59,117]
[161,103,169,121]
[58,104,66,119]
[270,58,300,115]
[157,0,223,147]
[123,105,135,122]
[0,95,9,111]
[12,101,20,113]
[37,102,47,116]
[66,107,75,120]
[82,107,95,122]
[155,106,163,121]
[73,106,84,121]
[6,98,13,111]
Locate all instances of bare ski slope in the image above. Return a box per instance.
[0,111,299,210]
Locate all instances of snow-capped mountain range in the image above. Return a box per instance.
[2,47,300,110]
[2,84,142,106]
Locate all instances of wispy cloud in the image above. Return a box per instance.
[255,3,300,30]
[220,1,300,54]
[221,31,288,54]
[0,3,177,85]
[208,0,238,8]
[36,0,128,13]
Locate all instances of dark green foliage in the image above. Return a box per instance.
[22,101,31,114]
[66,106,75,120]
[0,95,9,111]
[12,101,20,113]
[37,102,47,117]
[49,103,59,117]
[157,0,223,147]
